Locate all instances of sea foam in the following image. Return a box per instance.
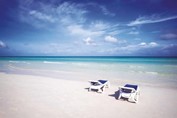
[9,61,30,64]
[43,61,64,64]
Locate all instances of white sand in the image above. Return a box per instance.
[0,72,177,118]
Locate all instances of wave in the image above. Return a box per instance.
[130,70,158,75]
[145,71,158,75]
[9,61,30,64]
[71,63,90,66]
[129,65,144,69]
[137,71,158,75]
[43,61,64,64]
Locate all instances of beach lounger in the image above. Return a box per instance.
[118,84,140,103]
[88,80,110,93]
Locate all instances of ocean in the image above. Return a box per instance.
[0,56,177,87]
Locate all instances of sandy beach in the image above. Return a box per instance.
[1,0,177,117]
[0,72,177,118]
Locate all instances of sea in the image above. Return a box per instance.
[0,56,177,87]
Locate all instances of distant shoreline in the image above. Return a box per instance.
[1,56,177,58]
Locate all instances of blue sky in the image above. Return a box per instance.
[0,0,177,56]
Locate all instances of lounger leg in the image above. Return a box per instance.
[98,86,105,93]
[98,89,103,93]
[128,97,132,102]
[107,81,110,88]
[134,94,139,103]
[118,94,121,100]
[88,87,91,92]
[128,93,138,103]
[128,93,135,103]
[102,86,105,91]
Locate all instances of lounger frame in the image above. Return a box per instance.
[118,84,140,103]
[88,80,110,93]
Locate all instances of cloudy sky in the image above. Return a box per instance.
[0,0,177,56]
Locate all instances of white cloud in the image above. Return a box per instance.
[67,24,104,37]
[90,21,110,31]
[161,33,177,40]
[149,42,158,47]
[18,0,122,39]
[19,1,117,39]
[67,22,123,39]
[138,42,158,48]
[162,44,177,50]
[86,21,122,36]
[56,2,87,16]
[0,40,7,48]
[56,2,88,25]
[83,37,96,45]
[139,42,147,46]
[128,31,139,35]
[101,42,159,54]
[128,15,177,26]
[104,36,118,43]
[86,2,115,17]
[19,1,88,28]
[100,6,115,16]
[29,10,56,23]
[99,44,139,54]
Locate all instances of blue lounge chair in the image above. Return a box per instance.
[88,80,110,93]
[118,84,140,103]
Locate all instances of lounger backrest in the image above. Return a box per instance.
[125,84,138,90]
[90,82,101,86]
[121,88,133,93]
[98,80,107,84]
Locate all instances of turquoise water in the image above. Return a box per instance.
[1,56,177,64]
[0,56,177,86]
[0,56,177,73]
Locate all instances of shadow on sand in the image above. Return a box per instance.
[109,90,129,101]
[84,87,99,92]
[108,90,120,100]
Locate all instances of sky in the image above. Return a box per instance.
[0,0,177,56]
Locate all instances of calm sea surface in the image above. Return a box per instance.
[0,56,177,86]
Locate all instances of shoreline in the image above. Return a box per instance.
[2,64,177,88]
